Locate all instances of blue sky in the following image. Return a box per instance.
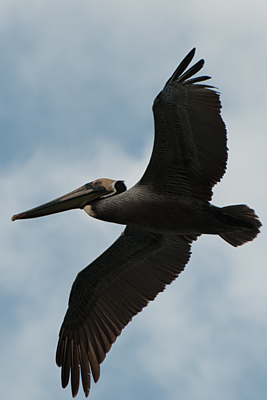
[1,1,267,399]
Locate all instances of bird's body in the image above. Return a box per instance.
[85,186,203,231]
[85,187,241,236]
[12,49,261,397]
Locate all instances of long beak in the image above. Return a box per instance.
[11,182,109,221]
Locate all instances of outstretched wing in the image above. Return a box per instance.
[139,48,227,202]
[56,226,192,397]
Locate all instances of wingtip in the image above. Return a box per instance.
[165,48,207,85]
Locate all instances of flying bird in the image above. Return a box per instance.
[12,48,261,397]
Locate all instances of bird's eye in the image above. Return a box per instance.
[92,180,101,187]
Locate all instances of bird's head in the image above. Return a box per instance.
[11,178,126,221]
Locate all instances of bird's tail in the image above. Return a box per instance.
[217,205,262,247]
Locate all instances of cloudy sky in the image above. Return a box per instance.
[1,1,267,399]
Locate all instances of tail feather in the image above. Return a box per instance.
[218,205,262,247]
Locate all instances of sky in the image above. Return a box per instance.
[1,0,267,399]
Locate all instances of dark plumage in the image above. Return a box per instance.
[12,48,261,397]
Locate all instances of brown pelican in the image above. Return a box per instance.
[12,48,261,398]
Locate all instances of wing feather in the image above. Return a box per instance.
[56,226,192,397]
[139,49,227,201]
[70,340,80,397]
[78,344,91,397]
